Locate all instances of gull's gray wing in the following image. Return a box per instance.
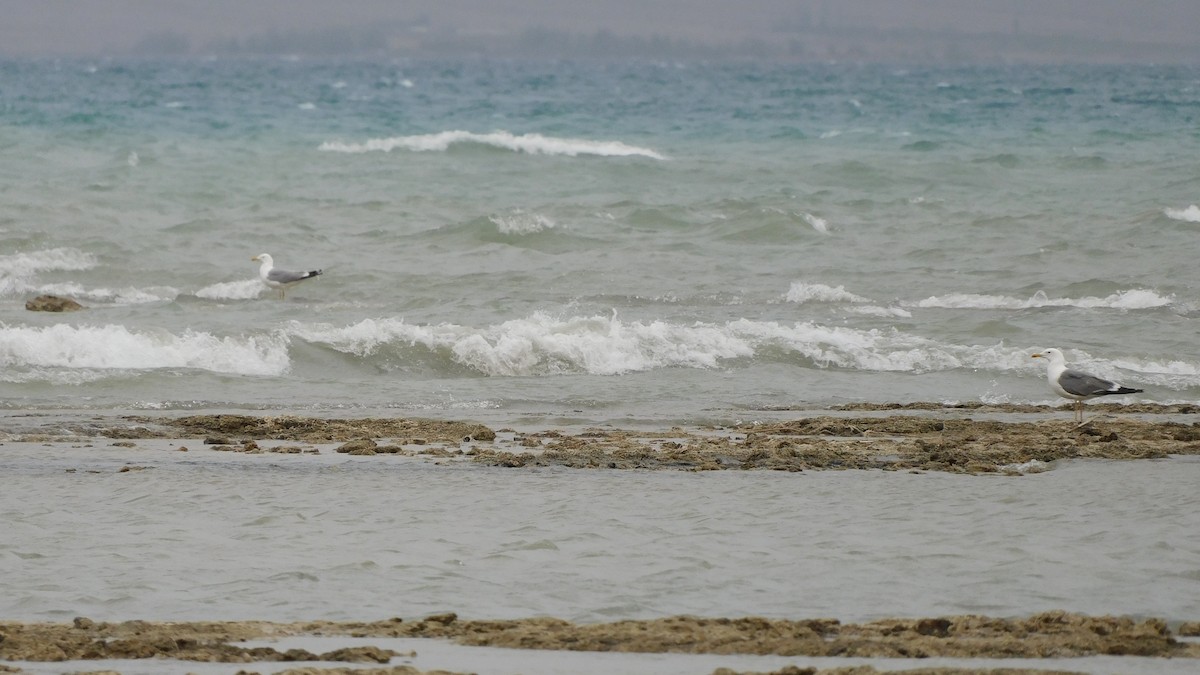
[1058,368,1122,397]
[267,268,319,284]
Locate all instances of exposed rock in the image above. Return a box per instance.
[0,612,1194,662]
[157,415,495,445]
[13,407,1200,475]
[25,294,84,312]
[336,439,378,455]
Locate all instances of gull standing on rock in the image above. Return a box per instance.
[1031,347,1142,423]
[251,253,323,300]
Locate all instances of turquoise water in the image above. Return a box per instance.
[2,58,1200,420]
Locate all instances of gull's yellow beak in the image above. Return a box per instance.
[251,256,259,261]
[1031,353,1044,359]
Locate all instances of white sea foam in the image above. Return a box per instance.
[196,279,267,300]
[318,130,666,159]
[846,305,914,318]
[1164,204,1200,222]
[288,314,1043,378]
[910,289,1174,310]
[785,282,870,304]
[727,318,961,373]
[290,314,751,376]
[800,212,829,233]
[488,210,558,235]
[0,324,290,377]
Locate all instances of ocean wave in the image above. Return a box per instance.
[910,289,1173,311]
[195,279,267,300]
[0,323,289,378]
[0,248,97,274]
[1105,356,1200,390]
[1,280,175,305]
[800,212,829,233]
[846,305,914,318]
[488,210,558,235]
[286,313,1039,378]
[0,248,98,297]
[0,248,177,304]
[785,282,870,304]
[1164,204,1200,223]
[9,314,1195,390]
[318,130,666,159]
[289,314,751,376]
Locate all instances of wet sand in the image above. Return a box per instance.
[3,404,1198,674]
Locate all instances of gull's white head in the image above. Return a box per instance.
[251,253,273,266]
[1031,347,1066,365]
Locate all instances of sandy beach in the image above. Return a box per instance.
[3,403,1199,674]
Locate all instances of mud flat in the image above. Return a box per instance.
[1,611,1198,673]
[5,403,1195,475]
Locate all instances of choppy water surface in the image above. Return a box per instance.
[2,59,1200,420]
[3,440,1197,625]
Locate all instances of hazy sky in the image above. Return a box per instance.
[2,0,1199,61]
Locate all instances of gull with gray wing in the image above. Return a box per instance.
[251,253,323,300]
[1031,347,1142,423]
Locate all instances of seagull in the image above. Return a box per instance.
[1031,347,1142,423]
[251,253,322,300]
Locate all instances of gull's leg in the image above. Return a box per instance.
[1072,401,1092,428]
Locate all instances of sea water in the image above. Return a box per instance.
[2,442,1198,626]
[1,59,1200,421]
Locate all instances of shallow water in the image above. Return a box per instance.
[3,438,1198,626]
[12,639,1200,675]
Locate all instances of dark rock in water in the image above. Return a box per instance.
[26,294,84,312]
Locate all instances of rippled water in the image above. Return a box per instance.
[3,59,1200,420]
[3,437,1198,625]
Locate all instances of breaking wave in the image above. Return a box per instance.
[0,323,290,379]
[318,130,666,159]
[1164,205,1200,222]
[910,289,1174,311]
